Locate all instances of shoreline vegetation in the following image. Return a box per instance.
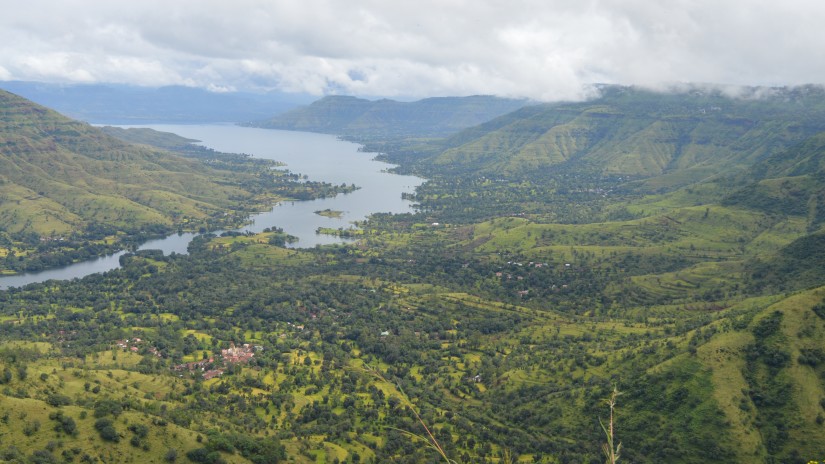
[0,100,357,276]
[315,226,364,238]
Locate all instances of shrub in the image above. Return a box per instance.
[93,399,123,418]
[94,418,119,442]
[186,448,227,464]
[28,449,59,464]
[798,348,825,367]
[45,393,72,407]
[23,420,41,436]
[128,423,149,438]
[49,411,78,436]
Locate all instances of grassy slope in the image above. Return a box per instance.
[697,288,825,462]
[0,90,308,275]
[0,90,269,237]
[0,345,250,463]
[459,211,825,461]
[428,86,825,186]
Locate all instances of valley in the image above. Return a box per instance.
[0,93,358,277]
[1,124,422,289]
[1,86,825,464]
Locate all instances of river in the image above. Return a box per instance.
[0,125,424,290]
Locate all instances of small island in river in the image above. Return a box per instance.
[314,209,344,218]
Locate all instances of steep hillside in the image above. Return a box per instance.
[249,95,531,137]
[722,130,825,231]
[423,86,825,186]
[751,131,825,179]
[0,90,313,273]
[0,89,281,232]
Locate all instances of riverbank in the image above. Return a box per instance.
[0,125,424,289]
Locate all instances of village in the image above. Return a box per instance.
[114,337,162,359]
[114,337,263,381]
[172,342,263,380]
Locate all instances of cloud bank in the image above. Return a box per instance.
[2,0,824,100]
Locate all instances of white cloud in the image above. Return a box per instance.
[1,0,824,100]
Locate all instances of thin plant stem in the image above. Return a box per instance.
[359,364,456,463]
[600,387,622,464]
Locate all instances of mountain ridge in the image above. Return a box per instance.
[0,81,314,123]
[248,94,532,137]
[419,86,825,186]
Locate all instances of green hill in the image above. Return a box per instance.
[725,130,825,291]
[419,86,825,188]
[0,89,264,232]
[248,95,531,137]
[4,86,825,463]
[721,130,825,232]
[0,90,320,273]
[751,131,825,179]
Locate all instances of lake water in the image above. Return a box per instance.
[0,125,424,290]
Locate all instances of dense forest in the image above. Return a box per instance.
[2,87,825,463]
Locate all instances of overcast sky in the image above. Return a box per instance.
[1,0,824,100]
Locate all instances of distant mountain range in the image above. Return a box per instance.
[247,95,532,137]
[0,81,315,124]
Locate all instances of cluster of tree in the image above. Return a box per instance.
[0,226,762,462]
[5,98,825,461]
